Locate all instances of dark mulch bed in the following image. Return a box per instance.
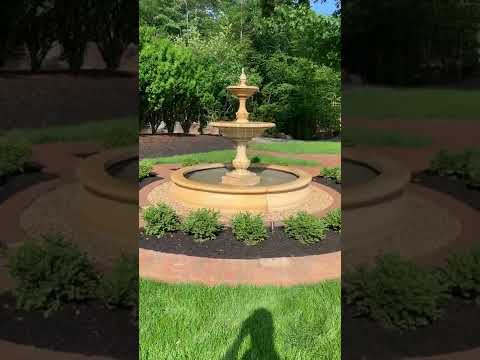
[0,162,56,204]
[140,228,340,259]
[412,171,480,210]
[342,299,480,360]
[312,176,341,192]
[139,134,234,159]
[139,176,164,189]
[0,292,137,360]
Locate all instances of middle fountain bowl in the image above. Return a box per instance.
[167,69,331,217]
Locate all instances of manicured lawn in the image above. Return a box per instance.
[5,118,137,147]
[142,149,319,167]
[343,86,480,120]
[250,140,341,154]
[343,127,431,148]
[139,280,340,360]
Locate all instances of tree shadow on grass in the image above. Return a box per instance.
[223,308,280,360]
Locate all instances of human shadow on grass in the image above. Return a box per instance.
[223,308,280,360]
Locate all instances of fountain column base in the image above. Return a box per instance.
[222,169,260,186]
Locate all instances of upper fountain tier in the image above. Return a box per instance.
[210,69,275,139]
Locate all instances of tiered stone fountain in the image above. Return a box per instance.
[151,69,333,219]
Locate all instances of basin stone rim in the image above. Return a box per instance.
[170,163,312,194]
[209,121,275,128]
[343,149,411,209]
[78,145,138,204]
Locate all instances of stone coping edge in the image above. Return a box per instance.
[77,146,138,204]
[170,163,312,195]
[343,149,411,209]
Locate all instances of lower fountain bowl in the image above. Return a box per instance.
[169,163,313,214]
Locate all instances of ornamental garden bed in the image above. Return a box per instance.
[411,149,480,209]
[0,236,138,360]
[140,228,340,259]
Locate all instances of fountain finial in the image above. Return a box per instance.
[240,68,247,86]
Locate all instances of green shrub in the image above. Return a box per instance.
[251,156,261,164]
[322,208,341,232]
[99,254,138,308]
[139,161,153,180]
[0,136,32,177]
[343,255,449,329]
[143,203,180,237]
[466,152,480,187]
[440,249,480,301]
[8,234,99,314]
[181,208,222,242]
[231,212,268,245]
[284,212,327,245]
[320,166,341,183]
[430,149,480,186]
[181,157,200,167]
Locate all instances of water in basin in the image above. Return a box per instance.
[186,167,298,186]
[107,158,138,183]
[342,159,379,187]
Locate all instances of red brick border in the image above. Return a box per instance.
[139,249,341,286]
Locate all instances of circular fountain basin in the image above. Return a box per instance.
[342,149,411,251]
[169,163,313,214]
[77,146,138,253]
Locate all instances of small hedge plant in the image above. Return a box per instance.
[231,212,267,245]
[320,166,341,184]
[0,136,32,177]
[440,249,480,302]
[99,254,138,309]
[143,203,180,237]
[8,234,99,315]
[322,208,341,232]
[181,208,222,242]
[430,149,480,187]
[139,161,153,180]
[182,158,200,167]
[284,211,327,245]
[343,254,449,330]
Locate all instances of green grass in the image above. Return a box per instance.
[343,127,431,148]
[140,280,340,360]
[343,86,480,120]
[142,149,318,167]
[250,140,340,154]
[6,118,138,147]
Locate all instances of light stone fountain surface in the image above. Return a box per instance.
[210,69,275,186]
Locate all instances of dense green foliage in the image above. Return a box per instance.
[322,208,341,232]
[8,234,99,314]
[430,149,480,187]
[99,254,139,308]
[343,0,480,84]
[320,166,341,183]
[284,211,327,245]
[0,136,32,177]
[0,1,137,71]
[143,203,180,237]
[181,208,223,242]
[231,212,268,245]
[139,0,340,139]
[440,249,480,302]
[343,255,449,329]
[139,161,153,180]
